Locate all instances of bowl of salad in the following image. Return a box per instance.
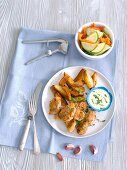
[75,22,114,60]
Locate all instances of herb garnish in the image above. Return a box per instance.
[85,108,89,113]
[96,119,106,122]
[76,120,80,125]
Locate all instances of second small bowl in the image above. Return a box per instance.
[75,22,115,60]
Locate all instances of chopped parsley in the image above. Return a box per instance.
[71,97,77,103]
[76,120,80,125]
[85,108,89,113]
[96,119,106,122]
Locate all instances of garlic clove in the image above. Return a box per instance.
[64,144,75,150]
[89,145,98,155]
[56,152,64,161]
[73,146,82,155]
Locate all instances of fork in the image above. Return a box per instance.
[29,94,40,155]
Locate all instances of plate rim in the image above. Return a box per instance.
[42,66,116,138]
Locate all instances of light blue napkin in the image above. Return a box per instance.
[0,28,118,161]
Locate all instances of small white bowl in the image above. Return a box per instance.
[75,22,115,60]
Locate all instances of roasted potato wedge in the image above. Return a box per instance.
[74,80,85,86]
[54,85,68,99]
[50,85,57,95]
[50,85,67,106]
[83,70,94,89]
[59,72,70,86]
[74,69,85,82]
[70,89,80,97]
[70,86,85,97]
[92,72,97,87]
[62,86,71,100]
[73,86,85,95]
[64,73,75,87]
[71,96,85,103]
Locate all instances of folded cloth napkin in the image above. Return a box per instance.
[0,28,118,161]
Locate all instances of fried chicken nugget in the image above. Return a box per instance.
[66,119,76,132]
[74,108,85,121]
[85,110,96,125]
[76,120,89,135]
[49,97,61,115]
[78,101,88,111]
[58,103,76,122]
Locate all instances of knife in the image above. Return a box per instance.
[19,82,43,152]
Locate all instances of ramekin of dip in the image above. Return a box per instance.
[86,87,113,112]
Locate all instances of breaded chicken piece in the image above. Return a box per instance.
[85,110,96,125]
[66,119,76,132]
[49,97,61,115]
[58,103,76,122]
[78,101,88,111]
[76,120,89,135]
[76,110,96,135]
[74,108,85,121]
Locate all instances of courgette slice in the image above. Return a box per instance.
[81,42,97,52]
[96,44,111,55]
[96,30,103,38]
[86,28,103,38]
[86,32,98,42]
[86,28,95,36]
[91,43,105,54]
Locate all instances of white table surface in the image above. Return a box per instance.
[0,0,126,169]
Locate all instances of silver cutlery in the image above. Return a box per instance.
[19,82,43,154]
[22,38,68,44]
[22,38,69,65]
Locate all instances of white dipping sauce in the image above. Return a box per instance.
[89,89,110,110]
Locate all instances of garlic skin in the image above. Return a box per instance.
[89,145,98,155]
[64,144,75,150]
[56,152,64,161]
[73,146,82,155]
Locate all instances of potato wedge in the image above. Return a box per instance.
[74,69,85,82]
[92,72,97,87]
[70,90,80,97]
[74,80,85,86]
[50,85,58,96]
[62,86,71,100]
[50,85,67,106]
[54,85,68,99]
[83,70,94,89]
[59,72,69,86]
[70,86,85,97]
[71,96,85,102]
[73,86,85,95]
[64,73,75,87]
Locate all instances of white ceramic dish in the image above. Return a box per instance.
[42,66,115,138]
[75,22,115,60]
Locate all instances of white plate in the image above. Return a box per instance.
[42,66,115,138]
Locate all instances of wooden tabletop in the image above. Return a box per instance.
[0,0,126,169]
